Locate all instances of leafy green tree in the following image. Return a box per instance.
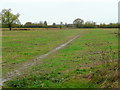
[84,21,96,28]
[53,22,56,26]
[39,21,44,28]
[73,18,84,28]
[44,21,47,27]
[60,22,63,29]
[25,22,32,25]
[24,22,32,28]
[99,23,107,28]
[0,9,20,30]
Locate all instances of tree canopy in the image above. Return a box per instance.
[0,9,20,30]
[73,18,84,28]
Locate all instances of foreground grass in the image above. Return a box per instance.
[3,29,118,88]
[2,29,84,74]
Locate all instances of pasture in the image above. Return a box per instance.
[2,28,118,88]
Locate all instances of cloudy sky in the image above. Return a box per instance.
[0,0,119,25]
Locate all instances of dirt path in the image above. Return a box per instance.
[1,32,85,86]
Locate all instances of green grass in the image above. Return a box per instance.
[3,29,118,88]
[2,29,85,74]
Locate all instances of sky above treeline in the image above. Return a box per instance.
[0,0,119,25]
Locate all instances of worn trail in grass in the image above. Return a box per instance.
[3,29,84,75]
[3,29,118,88]
[2,31,85,84]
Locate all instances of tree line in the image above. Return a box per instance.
[0,9,119,30]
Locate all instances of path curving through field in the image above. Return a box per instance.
[1,33,84,86]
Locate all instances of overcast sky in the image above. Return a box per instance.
[0,0,119,25]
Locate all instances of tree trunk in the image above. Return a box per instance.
[9,24,12,31]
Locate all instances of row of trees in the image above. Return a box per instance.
[22,20,119,28]
[23,21,65,28]
[0,9,119,30]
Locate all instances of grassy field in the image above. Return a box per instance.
[2,28,118,88]
[2,29,86,74]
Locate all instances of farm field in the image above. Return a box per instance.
[2,28,118,88]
